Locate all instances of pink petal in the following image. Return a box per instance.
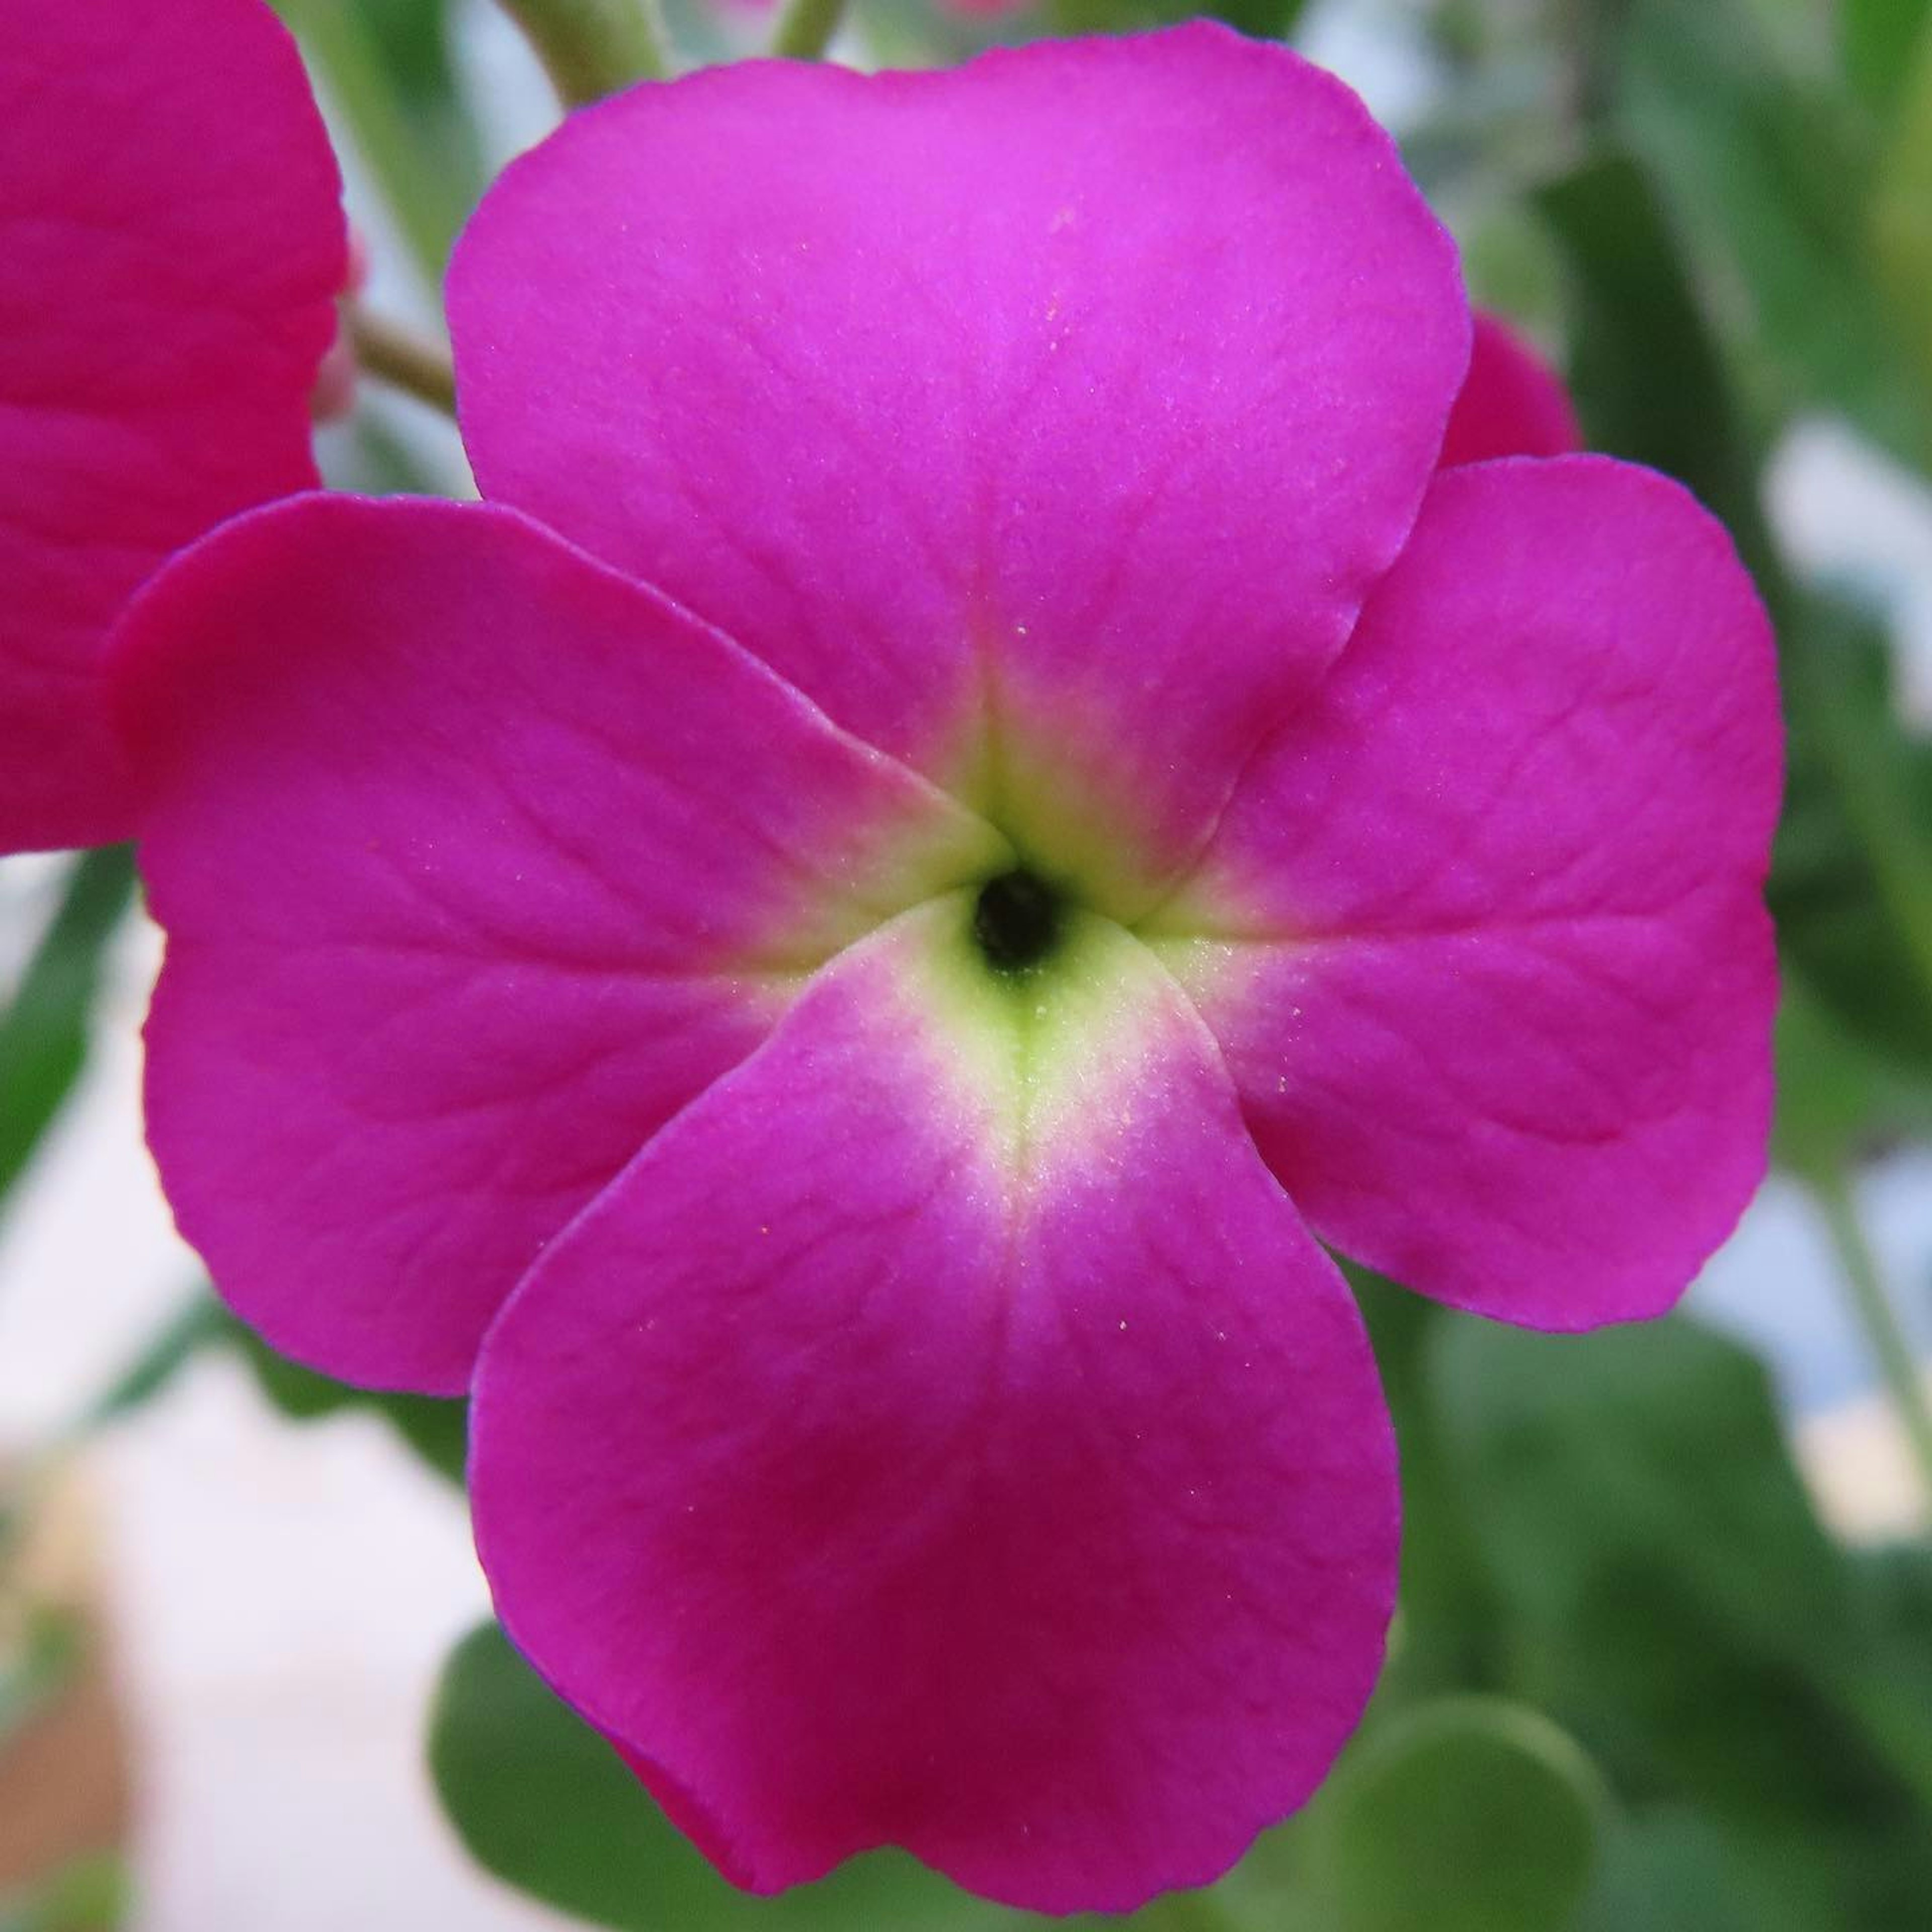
[1148,458,1780,1328]
[471,898,1397,1913]
[449,25,1467,906]
[0,0,344,853]
[114,496,1006,1393]
[1439,313,1582,468]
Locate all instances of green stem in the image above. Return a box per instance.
[0,847,136,1215]
[771,0,849,60]
[493,0,666,104]
[348,306,459,417]
[1561,0,1632,129]
[1813,1168,1932,1512]
[276,0,471,282]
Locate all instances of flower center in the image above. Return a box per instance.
[973,867,1063,976]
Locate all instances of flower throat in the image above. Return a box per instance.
[973,868,1064,976]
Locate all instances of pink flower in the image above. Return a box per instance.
[110,26,1778,1915]
[0,0,345,854]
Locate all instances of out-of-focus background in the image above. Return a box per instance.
[6,0,1932,1927]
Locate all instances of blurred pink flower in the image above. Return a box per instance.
[1442,311,1584,466]
[111,26,1778,1914]
[310,230,374,425]
[0,0,345,853]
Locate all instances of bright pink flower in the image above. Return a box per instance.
[111,26,1779,1915]
[0,0,345,854]
[1441,311,1583,466]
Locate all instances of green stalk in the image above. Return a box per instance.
[1812,1168,1932,1513]
[771,0,849,60]
[348,305,459,417]
[492,0,667,104]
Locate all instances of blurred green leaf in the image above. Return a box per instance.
[1432,1314,1932,1925]
[349,0,466,106]
[1536,152,1761,544]
[1843,1542,1932,1812]
[1613,0,1932,470]
[74,1293,234,1433]
[1857,1540,1932,1668]
[1845,0,1932,117]
[0,1606,83,1752]
[225,1311,467,1485]
[1046,0,1307,44]
[1577,1809,1802,1932]
[272,0,476,279]
[51,1281,469,1482]
[1773,596,1932,1072]
[1455,203,1567,347]
[1308,1698,1608,1932]
[1773,972,1932,1180]
[1351,1272,1504,1703]
[0,849,135,1218]
[430,1621,1015,1931]
[1431,1314,1849,1763]
[1871,19,1932,399]
[0,1856,128,1932]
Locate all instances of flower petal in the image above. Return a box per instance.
[1149,458,1780,1328]
[115,496,1006,1392]
[449,25,1467,901]
[471,898,1396,1913]
[1439,313,1581,468]
[0,0,344,853]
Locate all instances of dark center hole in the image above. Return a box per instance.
[974,868,1063,976]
